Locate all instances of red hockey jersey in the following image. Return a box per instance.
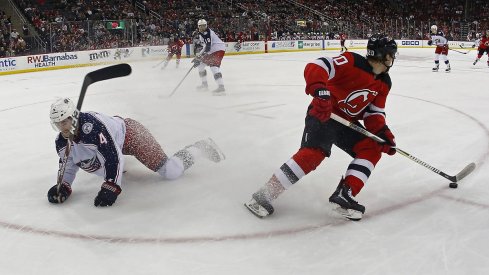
[478,36,488,50]
[304,52,392,133]
[169,39,185,53]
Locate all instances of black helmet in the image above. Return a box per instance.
[366,34,397,62]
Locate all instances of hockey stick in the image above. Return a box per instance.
[152,48,172,68]
[460,44,476,50]
[449,48,469,54]
[167,66,194,97]
[56,63,132,196]
[330,113,476,184]
[152,59,167,68]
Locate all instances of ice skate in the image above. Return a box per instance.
[196,82,208,91]
[244,192,274,218]
[191,138,225,163]
[432,64,439,72]
[212,85,226,96]
[329,177,365,221]
[445,64,451,72]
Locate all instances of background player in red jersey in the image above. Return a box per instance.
[162,36,185,69]
[340,32,348,53]
[473,30,489,66]
[245,34,398,221]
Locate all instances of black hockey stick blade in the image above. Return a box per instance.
[453,162,476,182]
[71,63,132,133]
[77,63,132,109]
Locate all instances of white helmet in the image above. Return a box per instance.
[431,25,437,33]
[197,19,207,27]
[50,98,76,131]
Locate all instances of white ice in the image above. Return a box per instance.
[0,48,488,275]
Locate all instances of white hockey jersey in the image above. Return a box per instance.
[56,112,126,187]
[198,28,226,55]
[430,31,448,46]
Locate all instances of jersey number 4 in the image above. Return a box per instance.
[99,133,107,144]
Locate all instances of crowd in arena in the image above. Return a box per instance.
[4,0,489,56]
[1,9,29,57]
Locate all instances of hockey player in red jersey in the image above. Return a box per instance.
[48,98,225,206]
[162,36,185,69]
[473,30,489,66]
[245,34,398,221]
[340,33,348,53]
[428,25,451,72]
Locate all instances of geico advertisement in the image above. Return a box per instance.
[399,40,421,47]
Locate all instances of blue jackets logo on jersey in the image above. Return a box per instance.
[82,122,93,134]
[77,156,101,172]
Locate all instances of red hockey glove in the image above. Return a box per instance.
[94,181,122,207]
[47,182,72,204]
[308,89,332,123]
[376,126,396,155]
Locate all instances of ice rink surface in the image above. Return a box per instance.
[0,48,488,275]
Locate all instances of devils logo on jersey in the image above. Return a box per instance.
[337,89,378,117]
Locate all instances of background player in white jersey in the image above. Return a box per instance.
[428,25,451,72]
[192,19,226,95]
[48,98,225,206]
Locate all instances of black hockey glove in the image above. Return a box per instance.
[94,181,122,207]
[427,40,433,46]
[47,182,72,204]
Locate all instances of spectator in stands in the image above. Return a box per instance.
[22,24,29,36]
[11,29,20,43]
